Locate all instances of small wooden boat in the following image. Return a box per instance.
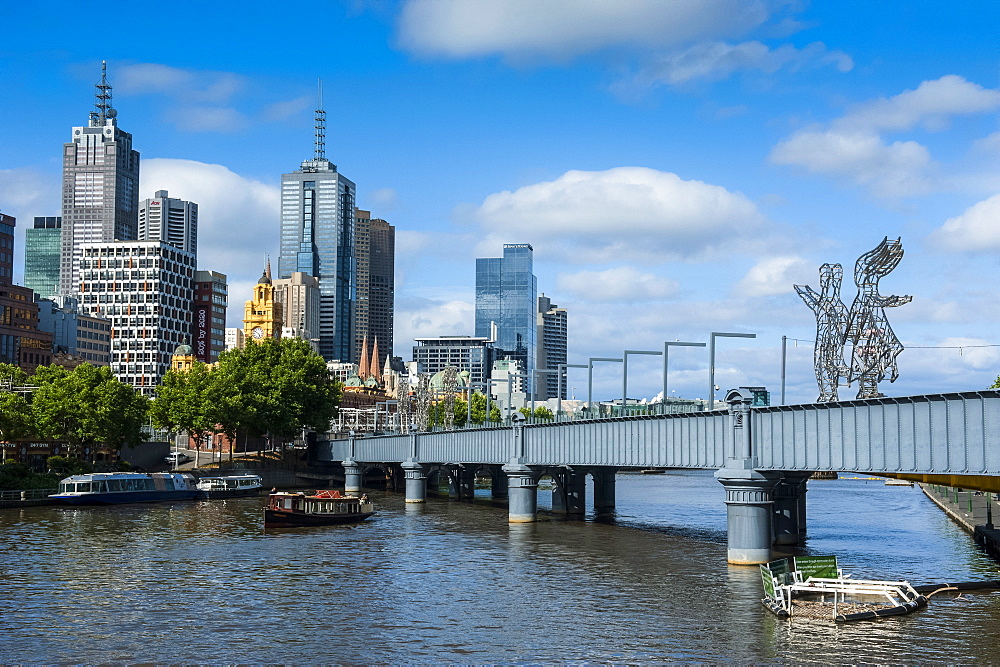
[264,490,375,527]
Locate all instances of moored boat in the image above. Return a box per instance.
[264,490,375,527]
[49,472,198,505]
[195,474,264,499]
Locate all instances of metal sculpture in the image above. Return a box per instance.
[845,237,912,399]
[795,264,850,402]
[442,366,458,430]
[796,237,911,401]
[414,374,431,432]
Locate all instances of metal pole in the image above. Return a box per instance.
[708,332,756,410]
[663,341,706,412]
[622,350,662,416]
[588,357,623,417]
[557,363,587,422]
[781,335,787,405]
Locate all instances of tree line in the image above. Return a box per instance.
[0,337,340,465]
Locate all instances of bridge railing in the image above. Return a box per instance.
[752,390,1000,475]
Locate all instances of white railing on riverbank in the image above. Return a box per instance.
[0,488,57,501]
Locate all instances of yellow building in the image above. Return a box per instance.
[243,262,284,343]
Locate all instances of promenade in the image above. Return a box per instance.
[921,483,1000,560]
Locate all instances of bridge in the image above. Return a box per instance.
[318,388,1000,564]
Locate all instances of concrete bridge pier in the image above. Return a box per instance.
[503,460,540,523]
[773,472,811,545]
[592,467,617,515]
[402,459,428,504]
[715,468,781,565]
[449,465,476,500]
[490,465,508,499]
[552,467,587,515]
[342,458,363,494]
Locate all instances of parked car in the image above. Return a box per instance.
[164,451,192,465]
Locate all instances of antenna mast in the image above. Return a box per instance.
[314,78,326,160]
[91,60,116,127]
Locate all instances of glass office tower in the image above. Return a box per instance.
[475,243,537,388]
[25,217,62,298]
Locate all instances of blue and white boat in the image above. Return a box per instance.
[195,474,264,499]
[49,472,198,505]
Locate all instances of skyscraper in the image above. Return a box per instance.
[138,190,198,255]
[0,212,53,373]
[273,271,321,343]
[278,98,356,362]
[475,243,537,388]
[354,209,395,371]
[60,62,140,295]
[536,294,568,400]
[192,270,227,363]
[24,217,62,298]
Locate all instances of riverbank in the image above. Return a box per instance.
[920,483,1000,560]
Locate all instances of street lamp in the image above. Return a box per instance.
[623,349,662,416]
[588,357,623,417]
[531,369,558,413]
[708,331,756,410]
[557,363,587,421]
[663,341,706,412]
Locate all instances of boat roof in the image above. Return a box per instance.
[58,471,192,483]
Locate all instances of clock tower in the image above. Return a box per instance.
[243,261,283,343]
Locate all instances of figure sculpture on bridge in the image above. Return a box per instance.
[795,264,850,402]
[797,237,911,402]
[844,237,912,399]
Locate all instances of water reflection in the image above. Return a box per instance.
[0,472,999,662]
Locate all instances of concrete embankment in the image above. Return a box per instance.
[921,483,1000,560]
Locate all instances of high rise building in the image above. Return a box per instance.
[77,240,195,395]
[192,270,227,363]
[475,243,537,390]
[60,62,140,295]
[412,335,494,391]
[536,294,568,400]
[37,296,112,366]
[278,100,356,362]
[354,209,395,371]
[138,190,198,255]
[0,212,53,372]
[24,217,62,298]
[273,271,321,343]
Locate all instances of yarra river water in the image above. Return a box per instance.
[2,471,1000,663]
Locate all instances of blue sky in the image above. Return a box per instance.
[2,0,999,405]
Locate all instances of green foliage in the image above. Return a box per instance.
[0,461,59,490]
[533,406,554,421]
[470,392,488,424]
[991,377,1000,389]
[31,363,149,458]
[0,364,32,443]
[150,363,218,443]
[212,338,340,446]
[46,455,93,477]
[489,405,502,423]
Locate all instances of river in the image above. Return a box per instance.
[1,470,998,663]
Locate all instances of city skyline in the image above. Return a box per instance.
[3,1,999,404]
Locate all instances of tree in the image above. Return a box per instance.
[533,406,554,422]
[470,392,488,424]
[212,338,340,449]
[32,364,149,460]
[150,363,218,450]
[0,363,32,444]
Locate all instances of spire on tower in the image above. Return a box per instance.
[358,335,370,380]
[314,78,326,160]
[90,60,117,127]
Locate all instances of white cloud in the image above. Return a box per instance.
[556,266,679,302]
[368,187,399,212]
[973,132,1000,154]
[394,298,474,354]
[735,256,812,297]
[930,193,1000,252]
[139,158,279,326]
[618,40,852,92]
[0,167,61,283]
[769,76,1000,198]
[471,167,765,263]
[263,96,312,122]
[397,0,770,61]
[165,106,249,133]
[116,63,246,105]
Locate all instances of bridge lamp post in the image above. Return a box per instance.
[588,357,623,418]
[623,350,662,416]
[557,363,587,421]
[708,332,756,410]
[531,369,558,414]
[662,341,706,413]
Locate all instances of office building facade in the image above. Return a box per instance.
[25,217,62,298]
[353,209,395,371]
[37,297,112,366]
[536,294,568,400]
[138,190,197,255]
[475,243,537,390]
[77,240,195,395]
[273,271,320,343]
[192,270,227,363]
[60,62,140,295]
[277,106,356,362]
[412,336,494,391]
[0,212,53,372]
